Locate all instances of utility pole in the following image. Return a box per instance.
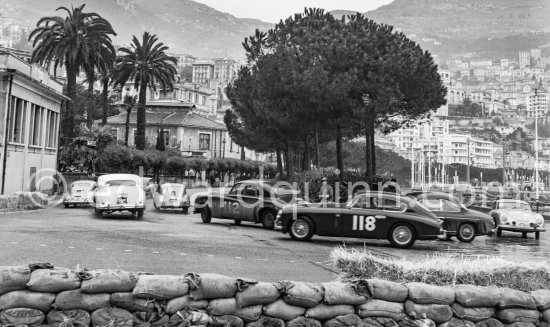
[466,138,471,184]
[534,89,540,201]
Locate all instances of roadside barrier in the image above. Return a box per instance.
[1,266,550,326]
[0,192,47,212]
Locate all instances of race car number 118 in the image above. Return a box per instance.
[352,215,376,231]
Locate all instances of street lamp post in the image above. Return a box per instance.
[466,138,471,184]
[222,138,226,159]
[534,89,540,201]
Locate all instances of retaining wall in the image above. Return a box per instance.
[0,265,549,327]
[0,192,47,212]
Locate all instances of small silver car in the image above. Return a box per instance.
[153,183,191,214]
[64,180,97,208]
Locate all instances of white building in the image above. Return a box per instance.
[519,51,530,69]
[525,89,549,119]
[0,51,65,194]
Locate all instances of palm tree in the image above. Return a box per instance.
[113,32,177,150]
[122,94,136,146]
[29,4,116,141]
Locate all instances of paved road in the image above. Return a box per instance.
[0,199,549,282]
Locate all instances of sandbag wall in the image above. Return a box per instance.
[1,265,550,327]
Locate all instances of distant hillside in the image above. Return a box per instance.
[0,0,275,57]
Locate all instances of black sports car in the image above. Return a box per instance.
[407,191,495,242]
[274,191,446,248]
[194,179,301,229]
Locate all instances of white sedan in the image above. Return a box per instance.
[490,199,545,239]
[63,180,96,208]
[153,183,190,214]
[93,174,146,219]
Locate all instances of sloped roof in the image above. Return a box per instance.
[105,110,226,130]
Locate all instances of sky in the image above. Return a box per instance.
[192,0,394,23]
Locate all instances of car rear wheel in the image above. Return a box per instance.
[64,203,70,208]
[201,206,212,223]
[535,231,540,240]
[260,209,276,230]
[95,208,103,218]
[182,206,189,214]
[456,223,476,243]
[137,209,144,219]
[234,219,241,225]
[388,223,416,248]
[289,216,314,241]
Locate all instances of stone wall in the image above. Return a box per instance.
[0,265,549,326]
[0,192,47,212]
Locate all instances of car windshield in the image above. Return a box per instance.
[72,182,93,188]
[498,201,531,211]
[105,180,137,187]
[163,185,183,193]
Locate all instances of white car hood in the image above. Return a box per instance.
[496,209,537,222]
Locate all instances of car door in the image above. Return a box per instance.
[339,195,404,239]
[233,184,262,221]
[221,183,245,219]
[420,198,461,232]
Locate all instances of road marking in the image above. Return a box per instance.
[40,244,47,247]
[235,257,241,260]
[152,251,160,254]
[124,249,131,252]
[68,246,75,249]
[208,255,214,257]
[10,242,18,245]
[289,260,295,263]
[96,248,103,251]
[256,258,268,261]
[180,253,187,255]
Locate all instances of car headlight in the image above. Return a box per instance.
[437,219,444,225]
[535,214,544,225]
[500,214,508,223]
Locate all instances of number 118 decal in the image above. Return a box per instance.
[352,215,376,231]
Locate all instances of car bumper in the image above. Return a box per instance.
[498,226,546,233]
[64,199,91,204]
[437,230,447,240]
[159,203,189,209]
[274,219,283,231]
[98,205,145,210]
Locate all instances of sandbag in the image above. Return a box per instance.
[0,308,45,327]
[211,315,245,327]
[498,289,536,309]
[451,303,495,322]
[287,316,322,327]
[454,285,501,308]
[357,299,405,321]
[132,275,189,300]
[169,309,211,327]
[235,282,280,307]
[0,290,55,312]
[503,323,536,327]
[305,303,355,321]
[407,283,455,305]
[245,316,285,327]
[186,273,238,300]
[91,307,133,327]
[277,281,323,308]
[475,318,504,327]
[544,309,550,322]
[208,298,262,322]
[167,294,209,314]
[262,299,305,321]
[322,282,367,305]
[541,323,550,327]
[81,269,138,294]
[110,292,159,313]
[405,300,453,324]
[399,317,436,327]
[369,317,400,327]
[47,309,90,327]
[363,318,385,327]
[438,318,476,327]
[366,279,408,302]
[0,266,32,295]
[531,289,550,310]
[54,290,111,311]
[322,314,363,327]
[495,309,540,324]
[26,268,82,293]
[133,311,170,327]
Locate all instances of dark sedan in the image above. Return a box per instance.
[407,191,495,242]
[194,179,301,229]
[274,191,446,248]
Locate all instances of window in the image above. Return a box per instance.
[110,128,118,141]
[45,111,58,148]
[163,130,170,146]
[199,133,210,150]
[29,105,43,146]
[8,97,27,144]
[133,128,138,146]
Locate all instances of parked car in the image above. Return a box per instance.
[521,181,545,192]
[153,183,190,213]
[63,180,96,208]
[407,191,494,242]
[490,199,545,239]
[274,191,446,248]
[93,174,146,218]
[194,179,302,229]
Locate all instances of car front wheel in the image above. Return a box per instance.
[201,206,212,223]
[289,216,314,241]
[95,208,103,218]
[388,223,416,248]
[456,223,476,243]
[260,209,276,230]
[137,209,144,219]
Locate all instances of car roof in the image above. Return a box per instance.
[497,199,528,204]
[98,174,141,184]
[71,180,95,185]
[160,183,184,187]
